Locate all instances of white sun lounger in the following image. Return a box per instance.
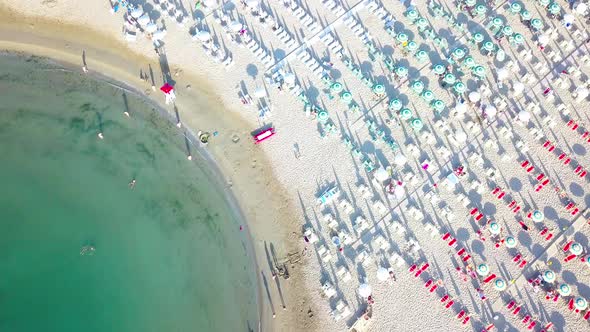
[390,221,406,236]
[336,266,352,283]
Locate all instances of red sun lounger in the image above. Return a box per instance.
[414,269,425,277]
[543,140,551,148]
[558,153,566,160]
[506,300,516,309]
[527,321,536,330]
[545,233,554,241]
[508,200,516,208]
[548,145,555,152]
[584,310,590,320]
[521,160,529,167]
[567,120,575,127]
[457,248,466,256]
[445,300,454,308]
[580,170,587,178]
[519,260,527,268]
[492,187,500,195]
[420,263,430,271]
[462,254,471,262]
[513,206,521,213]
[569,298,575,311]
[526,166,534,173]
[448,238,457,246]
[429,284,438,293]
[571,208,579,215]
[552,293,559,302]
[565,202,575,210]
[483,274,496,283]
[539,228,548,236]
[563,240,573,252]
[564,254,577,262]
[537,173,546,181]
[484,323,495,330]
[583,131,589,138]
[575,165,583,174]
[522,315,530,324]
[462,316,470,325]
[512,306,521,315]
[513,254,522,262]
[442,232,451,240]
[564,158,571,165]
[541,179,549,186]
[543,322,554,331]
[457,310,465,319]
[425,279,433,288]
[572,123,579,130]
[441,294,449,303]
[470,207,479,215]
[497,192,506,199]
[409,264,417,272]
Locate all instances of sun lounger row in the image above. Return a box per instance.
[322,0,345,17]
[243,36,274,68]
[296,50,326,79]
[320,33,343,57]
[288,1,320,34]
[272,24,297,51]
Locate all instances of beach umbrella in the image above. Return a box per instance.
[463,56,476,69]
[400,108,413,120]
[501,26,514,37]
[416,18,428,29]
[509,2,522,14]
[318,110,329,122]
[558,283,571,296]
[341,91,353,104]
[332,236,341,247]
[472,33,484,44]
[394,185,405,199]
[377,267,389,281]
[433,64,446,75]
[538,0,550,7]
[137,13,151,26]
[358,283,372,298]
[475,4,487,16]
[465,0,476,7]
[468,91,481,102]
[405,9,419,21]
[521,10,531,21]
[405,41,418,52]
[411,81,425,94]
[130,7,144,18]
[455,130,467,143]
[574,3,588,15]
[203,0,218,6]
[152,30,167,41]
[455,102,467,115]
[575,87,589,102]
[396,33,409,43]
[482,41,495,52]
[330,82,343,93]
[570,242,583,255]
[491,17,504,27]
[548,3,561,15]
[484,104,497,117]
[583,255,590,267]
[473,65,486,78]
[394,153,408,166]
[229,20,243,32]
[283,73,296,85]
[443,73,456,85]
[145,22,158,33]
[505,236,517,248]
[246,0,260,8]
[432,100,445,112]
[511,33,525,45]
[410,118,424,130]
[452,48,466,60]
[421,90,434,102]
[513,82,525,95]
[494,278,507,291]
[374,167,390,182]
[531,18,544,31]
[415,50,429,62]
[532,210,544,223]
[542,270,556,283]
[489,222,501,234]
[477,263,490,276]
[196,30,211,41]
[575,297,588,311]
[563,14,575,26]
[538,34,550,47]
[254,86,267,98]
[395,66,408,78]
[372,84,386,95]
[518,110,531,122]
[496,68,509,81]
[389,99,403,111]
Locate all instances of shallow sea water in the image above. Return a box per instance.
[0,54,258,332]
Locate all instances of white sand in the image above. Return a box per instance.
[2,0,590,331]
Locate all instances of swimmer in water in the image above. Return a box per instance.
[129,179,137,189]
[98,132,104,139]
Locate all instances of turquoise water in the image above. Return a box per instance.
[0,55,258,332]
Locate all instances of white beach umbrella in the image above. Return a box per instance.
[574,3,588,15]
[454,102,467,115]
[563,14,575,25]
[468,91,481,103]
[484,104,497,118]
[518,110,531,122]
[196,30,212,41]
[575,87,589,102]
[283,73,296,85]
[512,82,525,95]
[376,267,389,281]
[130,7,144,18]
[203,0,218,7]
[145,22,158,33]
[374,167,389,182]
[538,34,550,47]
[246,0,260,8]
[229,20,243,32]
[394,185,405,199]
[394,153,407,166]
[152,30,167,41]
[496,68,509,81]
[358,283,372,298]
[137,13,150,26]
[254,86,267,98]
[455,130,467,143]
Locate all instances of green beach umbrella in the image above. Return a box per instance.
[453,82,467,94]
[462,56,476,68]
[421,90,434,102]
[531,18,544,31]
[473,65,486,77]
[330,82,343,93]
[494,278,507,291]
[395,66,408,78]
[410,118,424,130]
[532,210,544,222]
[472,32,484,44]
[548,2,561,15]
[416,18,428,29]
[502,25,514,36]
[443,73,456,85]
[475,4,487,16]
[431,99,445,112]
[477,263,490,276]
[372,84,385,95]
[520,10,531,21]
[318,110,329,122]
[452,47,466,60]
[538,0,550,8]
[542,270,556,283]
[511,33,525,45]
[389,99,403,111]
[465,0,476,7]
[415,50,429,62]
[396,33,409,43]
[575,297,588,311]
[400,108,413,120]
[482,41,495,52]
[505,236,517,248]
[411,80,425,94]
[509,2,522,14]
[433,64,446,75]
[405,9,419,21]
[488,17,503,30]
[405,41,418,52]
[558,283,572,296]
[341,91,353,104]
[489,222,501,234]
[571,243,583,255]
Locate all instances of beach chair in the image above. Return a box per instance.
[483,274,496,283]
[518,260,527,268]
[445,300,454,308]
[522,316,530,324]
[507,300,516,309]
[462,255,471,262]
[568,298,575,311]
[564,254,577,262]
[441,294,449,303]
[462,316,470,325]
[512,306,521,315]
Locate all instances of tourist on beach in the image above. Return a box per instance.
[476,288,487,301]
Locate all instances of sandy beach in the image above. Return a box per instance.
[3,0,590,331]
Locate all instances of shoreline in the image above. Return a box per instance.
[0,6,308,332]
